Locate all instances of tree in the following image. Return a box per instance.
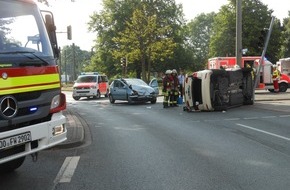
[280,12,290,58]
[60,45,90,81]
[88,0,184,81]
[186,12,216,70]
[113,3,176,82]
[209,0,282,63]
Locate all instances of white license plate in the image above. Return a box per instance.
[0,132,31,150]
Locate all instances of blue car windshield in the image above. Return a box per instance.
[125,79,148,86]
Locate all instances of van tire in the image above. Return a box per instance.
[96,91,101,99]
[73,96,80,100]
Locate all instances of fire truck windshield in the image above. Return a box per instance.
[0,0,54,64]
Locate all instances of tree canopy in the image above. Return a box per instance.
[60,0,290,79]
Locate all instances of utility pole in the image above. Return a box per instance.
[64,50,68,85]
[236,0,242,67]
[72,43,76,81]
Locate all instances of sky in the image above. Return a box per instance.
[44,0,290,51]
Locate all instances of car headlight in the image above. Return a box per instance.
[131,90,138,95]
[90,85,97,89]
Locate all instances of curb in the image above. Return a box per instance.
[56,108,86,149]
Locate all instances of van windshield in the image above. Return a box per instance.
[76,76,97,83]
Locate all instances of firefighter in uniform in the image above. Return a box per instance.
[272,65,280,93]
[170,69,179,107]
[245,63,255,80]
[162,70,172,108]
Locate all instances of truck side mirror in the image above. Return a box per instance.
[43,11,59,58]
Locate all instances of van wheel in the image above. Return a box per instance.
[151,98,157,104]
[109,94,115,103]
[0,156,26,173]
[96,91,101,99]
[73,96,80,100]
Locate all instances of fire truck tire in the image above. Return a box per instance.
[0,156,25,173]
[279,83,288,92]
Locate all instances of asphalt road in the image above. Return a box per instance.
[1,91,290,190]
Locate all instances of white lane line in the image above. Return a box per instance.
[243,117,258,120]
[261,116,277,119]
[54,156,80,183]
[236,123,290,141]
[279,115,290,118]
[224,118,240,121]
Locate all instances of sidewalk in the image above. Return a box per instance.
[58,90,289,148]
[254,90,290,101]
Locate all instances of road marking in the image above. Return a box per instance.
[243,117,258,120]
[54,156,80,183]
[236,123,290,141]
[261,116,277,119]
[224,118,240,121]
[279,115,290,118]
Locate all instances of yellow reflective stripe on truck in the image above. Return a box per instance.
[0,73,60,95]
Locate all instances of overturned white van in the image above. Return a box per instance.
[183,68,254,112]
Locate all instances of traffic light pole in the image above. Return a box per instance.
[252,16,275,101]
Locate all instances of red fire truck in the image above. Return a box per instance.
[277,57,290,77]
[208,56,290,92]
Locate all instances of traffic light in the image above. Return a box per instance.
[120,57,126,66]
[67,25,72,40]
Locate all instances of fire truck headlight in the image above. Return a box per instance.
[51,95,60,109]
[53,124,66,136]
[50,93,66,113]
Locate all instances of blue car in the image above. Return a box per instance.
[109,78,158,104]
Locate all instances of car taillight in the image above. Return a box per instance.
[50,93,66,113]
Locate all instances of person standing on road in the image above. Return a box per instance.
[272,65,281,93]
[178,69,185,99]
[162,70,172,108]
[170,69,179,107]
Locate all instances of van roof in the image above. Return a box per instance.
[81,72,101,75]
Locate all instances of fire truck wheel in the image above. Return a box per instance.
[0,156,26,173]
[279,83,288,92]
